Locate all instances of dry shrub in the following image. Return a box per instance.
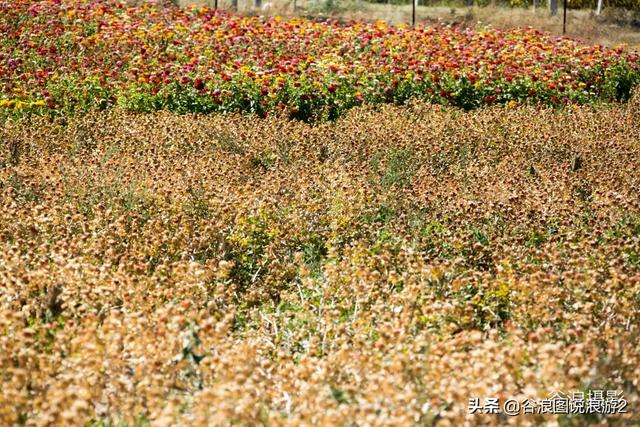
[1,99,639,425]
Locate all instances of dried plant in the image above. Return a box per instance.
[1,93,639,425]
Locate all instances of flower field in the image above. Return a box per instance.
[2,96,640,425]
[1,0,640,119]
[2,1,640,426]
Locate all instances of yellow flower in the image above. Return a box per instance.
[375,20,387,29]
[507,100,518,108]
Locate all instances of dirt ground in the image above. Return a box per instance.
[179,0,640,49]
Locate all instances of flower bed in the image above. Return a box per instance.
[1,0,639,119]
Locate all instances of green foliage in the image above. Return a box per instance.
[301,235,328,275]
[2,172,44,210]
[458,282,511,330]
[329,384,353,405]
[250,149,277,170]
[603,61,640,102]
[226,212,273,291]
[5,62,640,122]
[86,416,150,427]
[371,148,418,189]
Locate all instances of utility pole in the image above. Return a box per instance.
[562,0,567,34]
[412,0,417,26]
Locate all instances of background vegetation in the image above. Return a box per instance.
[2,1,639,121]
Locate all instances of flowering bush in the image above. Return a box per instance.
[1,0,639,120]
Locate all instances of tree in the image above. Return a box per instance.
[549,0,558,15]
